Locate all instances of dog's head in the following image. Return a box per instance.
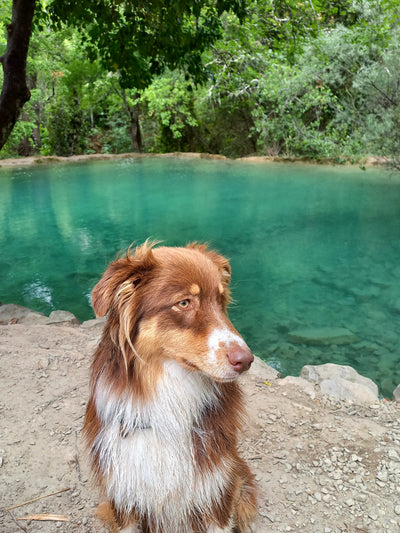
[92,242,253,382]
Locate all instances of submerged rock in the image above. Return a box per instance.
[388,297,400,314]
[300,363,379,404]
[349,286,380,303]
[288,327,357,346]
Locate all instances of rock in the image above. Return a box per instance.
[0,303,46,325]
[278,376,316,399]
[0,305,80,326]
[393,384,400,402]
[80,317,106,330]
[300,363,379,404]
[247,355,282,381]
[19,312,50,325]
[319,379,378,404]
[388,449,400,462]
[287,327,357,346]
[47,310,80,325]
[388,297,400,314]
[349,287,380,302]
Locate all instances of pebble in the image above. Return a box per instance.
[376,470,388,482]
[388,448,400,462]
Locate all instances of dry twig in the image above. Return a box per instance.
[6,510,27,532]
[5,487,71,511]
[17,513,70,522]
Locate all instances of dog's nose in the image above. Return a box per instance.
[227,345,254,373]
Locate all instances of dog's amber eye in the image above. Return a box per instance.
[177,299,190,309]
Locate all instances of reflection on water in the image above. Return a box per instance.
[1,158,399,397]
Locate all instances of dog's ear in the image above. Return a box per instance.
[92,242,157,317]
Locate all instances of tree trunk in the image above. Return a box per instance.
[129,106,143,153]
[120,88,142,153]
[0,0,36,151]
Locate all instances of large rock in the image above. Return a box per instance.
[278,375,316,399]
[288,327,357,346]
[80,317,106,330]
[0,304,80,326]
[19,313,50,325]
[393,384,400,403]
[47,310,80,325]
[0,303,46,325]
[388,296,400,314]
[300,363,379,404]
[247,356,281,382]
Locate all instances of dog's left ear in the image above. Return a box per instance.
[92,242,157,317]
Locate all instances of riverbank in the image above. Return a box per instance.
[0,151,390,169]
[1,306,400,532]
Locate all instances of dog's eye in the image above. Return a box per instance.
[177,299,190,309]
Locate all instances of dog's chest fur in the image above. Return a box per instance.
[93,361,232,531]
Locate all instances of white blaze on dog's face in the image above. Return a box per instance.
[133,244,254,383]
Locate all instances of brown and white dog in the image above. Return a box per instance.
[84,242,257,533]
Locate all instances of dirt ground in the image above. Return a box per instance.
[1,320,400,533]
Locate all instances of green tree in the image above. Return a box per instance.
[0,0,246,152]
[49,0,246,89]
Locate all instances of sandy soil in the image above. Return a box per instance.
[1,320,400,533]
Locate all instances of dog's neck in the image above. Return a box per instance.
[94,360,222,441]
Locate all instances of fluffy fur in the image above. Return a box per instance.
[84,242,257,533]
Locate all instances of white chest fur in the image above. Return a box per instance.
[93,361,231,532]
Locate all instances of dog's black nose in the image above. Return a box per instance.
[227,346,254,373]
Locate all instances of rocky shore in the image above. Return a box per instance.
[0,151,388,169]
[1,304,400,532]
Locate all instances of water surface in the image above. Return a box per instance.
[1,158,399,396]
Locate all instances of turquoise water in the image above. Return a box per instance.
[1,157,400,397]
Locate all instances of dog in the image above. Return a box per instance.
[84,242,257,533]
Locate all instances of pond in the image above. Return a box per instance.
[1,157,399,397]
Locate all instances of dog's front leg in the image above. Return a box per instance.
[119,526,141,533]
[207,526,234,533]
[207,517,236,533]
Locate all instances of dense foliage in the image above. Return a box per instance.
[1,0,399,164]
